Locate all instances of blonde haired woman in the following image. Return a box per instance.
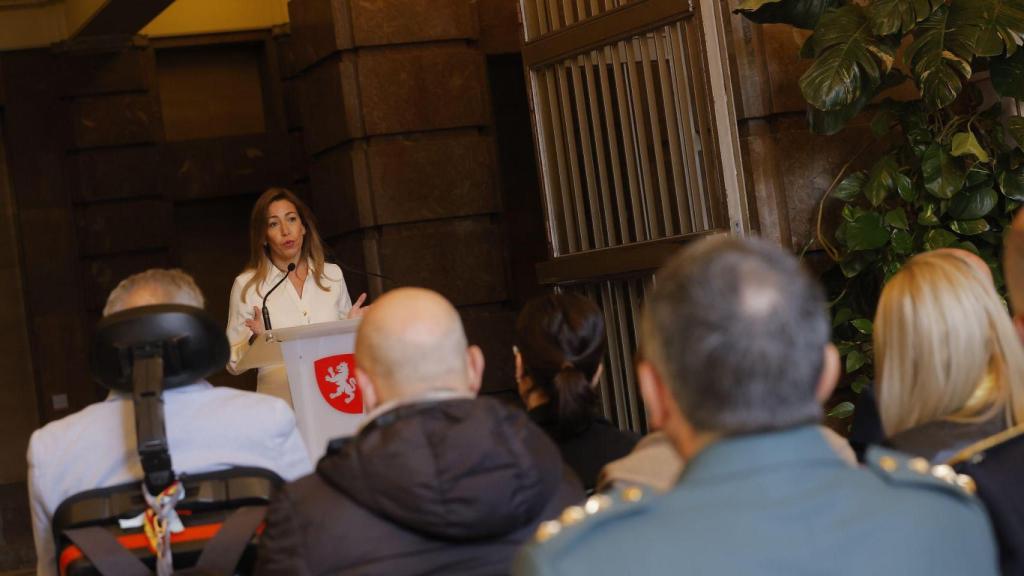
[875,249,1024,462]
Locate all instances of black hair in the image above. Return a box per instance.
[515,293,606,436]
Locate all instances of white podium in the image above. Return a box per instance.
[235,318,367,462]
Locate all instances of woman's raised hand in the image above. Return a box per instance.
[245,305,266,336]
[347,293,368,319]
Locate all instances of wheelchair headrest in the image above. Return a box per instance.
[91,304,229,392]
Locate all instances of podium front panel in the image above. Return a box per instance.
[281,328,366,462]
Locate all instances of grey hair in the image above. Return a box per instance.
[642,236,830,434]
[103,268,205,316]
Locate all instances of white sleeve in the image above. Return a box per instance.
[27,436,57,576]
[335,267,353,319]
[266,402,314,480]
[226,275,254,375]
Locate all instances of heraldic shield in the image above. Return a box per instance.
[314,354,364,414]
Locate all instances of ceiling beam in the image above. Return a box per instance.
[70,0,174,39]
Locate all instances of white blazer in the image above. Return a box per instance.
[227,260,353,404]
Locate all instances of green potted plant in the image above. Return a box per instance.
[735,0,1024,417]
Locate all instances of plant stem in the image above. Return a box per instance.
[816,136,879,262]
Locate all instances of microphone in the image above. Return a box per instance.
[249,262,295,345]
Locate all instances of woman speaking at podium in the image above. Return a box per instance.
[226,188,366,405]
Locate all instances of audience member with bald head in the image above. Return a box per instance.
[355,287,484,409]
[257,288,583,576]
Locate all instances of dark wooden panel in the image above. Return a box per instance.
[64,47,151,96]
[283,78,304,130]
[459,303,516,395]
[160,139,228,200]
[82,251,172,312]
[287,0,348,73]
[174,197,254,328]
[367,130,499,225]
[289,130,309,183]
[358,44,489,136]
[156,44,267,142]
[478,0,522,55]
[347,0,478,46]
[30,312,93,421]
[72,93,161,149]
[160,134,290,200]
[76,199,172,256]
[308,142,368,236]
[299,54,362,154]
[74,145,160,202]
[377,216,508,306]
[223,133,291,196]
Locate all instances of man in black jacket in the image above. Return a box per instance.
[256,287,584,576]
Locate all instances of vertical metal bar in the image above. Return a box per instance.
[562,0,575,26]
[556,60,591,251]
[624,38,658,239]
[546,0,562,33]
[684,17,724,231]
[583,49,618,246]
[570,53,606,248]
[544,69,579,254]
[638,32,674,238]
[658,25,694,234]
[605,282,629,427]
[625,279,646,432]
[533,0,550,37]
[610,42,646,242]
[597,46,630,244]
[530,70,566,256]
[613,282,639,432]
[671,21,707,231]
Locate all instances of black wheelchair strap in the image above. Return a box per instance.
[194,506,267,575]
[63,526,151,576]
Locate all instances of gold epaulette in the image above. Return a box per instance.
[946,423,1024,467]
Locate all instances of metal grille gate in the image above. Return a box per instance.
[519,0,745,432]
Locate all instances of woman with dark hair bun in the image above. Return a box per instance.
[515,293,638,491]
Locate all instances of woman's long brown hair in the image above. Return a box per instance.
[241,187,331,300]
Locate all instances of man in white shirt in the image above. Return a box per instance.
[27,269,313,576]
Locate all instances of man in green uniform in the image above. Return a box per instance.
[514,236,999,576]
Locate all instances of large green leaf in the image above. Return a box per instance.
[922,144,966,198]
[884,207,910,229]
[924,228,959,249]
[868,0,943,36]
[951,131,991,162]
[865,155,900,206]
[963,0,1024,57]
[734,0,845,30]
[892,229,915,253]
[905,4,981,109]
[833,171,867,201]
[992,49,1024,99]
[999,166,1024,200]
[846,212,890,251]
[950,219,992,235]
[949,186,999,219]
[800,6,896,111]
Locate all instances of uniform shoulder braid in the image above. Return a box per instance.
[866,446,977,497]
[533,486,649,546]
